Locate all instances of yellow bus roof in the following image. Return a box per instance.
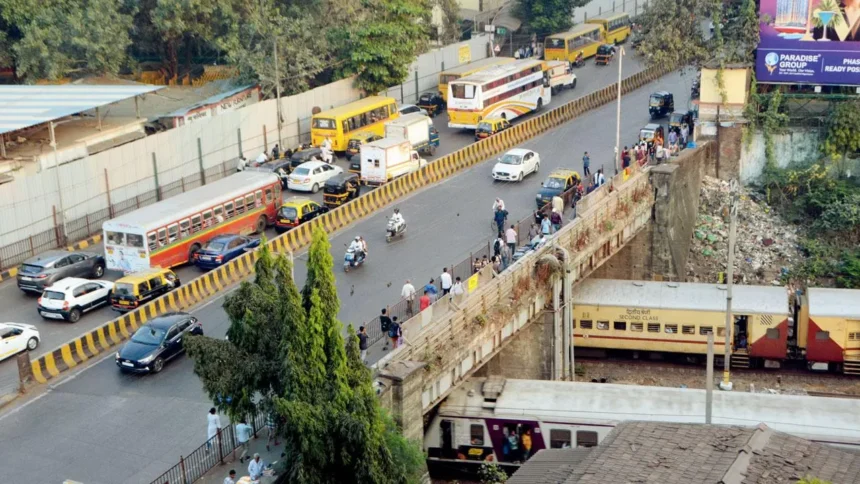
[586,12,630,23]
[454,59,544,85]
[440,56,516,76]
[312,96,395,120]
[546,23,603,40]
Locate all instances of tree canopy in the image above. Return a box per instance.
[184,230,424,483]
[514,0,588,36]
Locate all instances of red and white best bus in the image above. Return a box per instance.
[102,171,281,273]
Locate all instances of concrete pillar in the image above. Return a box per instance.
[378,361,426,441]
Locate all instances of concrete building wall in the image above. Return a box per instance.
[475,311,555,380]
[738,128,821,184]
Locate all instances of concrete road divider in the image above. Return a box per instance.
[27,62,675,386]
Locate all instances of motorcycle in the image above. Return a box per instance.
[343,247,366,272]
[386,217,406,243]
[571,53,585,68]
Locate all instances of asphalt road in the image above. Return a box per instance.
[0,60,695,483]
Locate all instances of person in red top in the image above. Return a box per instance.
[419,290,432,311]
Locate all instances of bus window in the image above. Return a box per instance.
[147,232,157,251]
[179,219,191,238]
[191,214,202,233]
[106,231,125,245]
[274,183,281,199]
[213,205,224,222]
[313,118,336,129]
[167,224,179,243]
[389,103,397,116]
[264,188,273,203]
[452,84,475,99]
[202,210,213,227]
[224,201,234,218]
[255,190,263,207]
[235,198,245,214]
[245,193,255,209]
[157,228,167,247]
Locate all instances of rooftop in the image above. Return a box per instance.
[510,421,860,484]
[808,287,860,319]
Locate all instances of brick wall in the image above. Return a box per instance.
[476,311,555,381]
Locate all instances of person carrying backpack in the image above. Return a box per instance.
[388,317,402,349]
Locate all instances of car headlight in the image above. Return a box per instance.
[139,354,155,364]
[115,352,120,359]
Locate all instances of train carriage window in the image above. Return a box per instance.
[631,322,643,332]
[717,327,726,337]
[700,326,714,335]
[576,431,598,448]
[190,214,202,233]
[470,424,484,445]
[614,321,626,331]
[147,232,157,251]
[665,324,678,334]
[550,429,572,449]
[224,201,235,218]
[648,323,660,333]
[682,325,695,335]
[167,224,179,243]
[766,328,780,339]
[597,321,609,330]
[816,330,830,340]
[580,320,593,329]
[157,228,167,247]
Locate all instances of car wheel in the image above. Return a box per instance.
[188,244,202,264]
[534,162,540,174]
[68,308,82,323]
[536,99,543,111]
[572,79,577,90]
[27,337,39,351]
[254,215,267,234]
[518,172,524,182]
[92,264,105,278]
[152,357,165,373]
[311,183,320,193]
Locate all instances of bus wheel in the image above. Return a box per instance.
[254,215,267,234]
[188,244,201,264]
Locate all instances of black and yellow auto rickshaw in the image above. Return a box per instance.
[345,131,382,162]
[595,44,615,65]
[639,123,665,148]
[668,111,693,137]
[417,91,445,117]
[323,172,362,209]
[649,91,674,119]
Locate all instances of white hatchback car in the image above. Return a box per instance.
[287,161,344,193]
[0,322,40,362]
[37,277,114,323]
[492,148,541,182]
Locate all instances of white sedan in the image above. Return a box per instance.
[492,148,541,182]
[0,322,40,362]
[287,161,344,193]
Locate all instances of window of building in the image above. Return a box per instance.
[682,325,695,335]
[648,323,660,333]
[631,322,643,332]
[665,324,678,334]
[580,320,593,329]
[550,429,572,449]
[470,424,484,446]
[699,326,714,335]
[576,431,598,448]
[767,328,780,339]
[597,321,609,330]
[614,321,626,331]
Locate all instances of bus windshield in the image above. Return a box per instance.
[312,118,336,129]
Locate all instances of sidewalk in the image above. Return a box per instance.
[197,426,282,484]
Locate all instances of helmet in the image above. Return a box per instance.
[354,236,360,241]
[394,208,400,214]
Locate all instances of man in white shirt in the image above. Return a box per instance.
[493,198,506,213]
[236,156,247,172]
[235,419,254,463]
[505,225,518,255]
[451,277,465,297]
[440,268,453,295]
[248,453,264,480]
[401,279,416,316]
[223,469,237,484]
[255,151,268,166]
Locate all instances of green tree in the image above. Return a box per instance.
[821,101,860,164]
[436,0,462,45]
[514,0,586,36]
[638,0,710,68]
[339,0,432,95]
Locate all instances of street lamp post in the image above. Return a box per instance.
[614,47,625,175]
[720,179,739,391]
[49,121,67,245]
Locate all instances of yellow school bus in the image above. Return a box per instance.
[438,57,516,102]
[587,12,632,44]
[311,96,399,152]
[544,24,605,62]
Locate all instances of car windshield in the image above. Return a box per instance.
[280,207,298,219]
[114,283,135,296]
[20,264,44,274]
[670,114,683,123]
[42,290,65,300]
[204,241,226,252]
[500,154,523,165]
[131,325,166,345]
[544,177,566,189]
[477,122,492,132]
[649,95,663,106]
[640,129,654,139]
[293,167,310,175]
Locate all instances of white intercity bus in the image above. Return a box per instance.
[447,59,550,130]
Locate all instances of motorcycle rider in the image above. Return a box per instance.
[391,208,405,233]
[349,236,365,263]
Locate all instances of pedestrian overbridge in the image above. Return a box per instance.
[374,142,713,441]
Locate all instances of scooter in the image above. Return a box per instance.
[343,248,366,272]
[386,218,407,243]
[571,52,585,68]
[321,145,334,164]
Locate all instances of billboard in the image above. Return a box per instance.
[756,0,860,85]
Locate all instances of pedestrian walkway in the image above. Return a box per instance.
[197,426,282,484]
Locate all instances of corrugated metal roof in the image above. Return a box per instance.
[0,85,163,135]
[808,287,860,318]
[507,448,593,484]
[162,84,257,117]
[572,279,788,315]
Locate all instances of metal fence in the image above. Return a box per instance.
[149,410,266,484]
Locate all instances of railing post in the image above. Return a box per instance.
[414,71,419,103]
[179,455,187,484]
[197,138,206,185]
[217,427,225,464]
[263,125,268,154]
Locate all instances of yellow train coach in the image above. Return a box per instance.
[799,288,860,374]
[572,279,790,367]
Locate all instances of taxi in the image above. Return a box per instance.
[276,197,329,233]
[110,267,179,312]
[346,130,382,162]
[536,169,580,209]
[475,117,511,141]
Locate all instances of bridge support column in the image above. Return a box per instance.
[378,361,426,442]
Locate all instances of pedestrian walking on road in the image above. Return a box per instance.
[440,268,453,295]
[248,453,264,481]
[424,278,438,303]
[552,195,564,216]
[594,168,606,188]
[358,326,369,362]
[505,225,517,255]
[224,469,237,484]
[235,419,254,463]
[207,408,221,451]
[265,412,280,451]
[401,280,416,317]
[451,277,465,297]
[541,215,552,236]
[388,317,402,349]
[380,308,392,350]
[494,207,507,234]
[420,290,432,311]
[550,209,562,233]
[582,152,591,177]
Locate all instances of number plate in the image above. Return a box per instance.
[40,311,63,320]
[199,256,211,261]
[20,276,32,281]
[121,361,134,367]
[120,300,130,305]
[279,219,290,224]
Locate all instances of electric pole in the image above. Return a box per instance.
[614,47,625,176]
[720,179,738,391]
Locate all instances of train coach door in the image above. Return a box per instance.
[440,419,455,456]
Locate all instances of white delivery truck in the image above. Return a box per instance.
[545,60,577,94]
[384,112,440,156]
[360,137,427,185]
